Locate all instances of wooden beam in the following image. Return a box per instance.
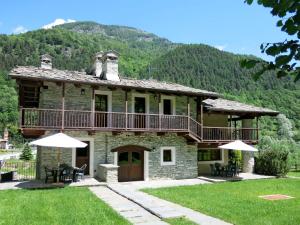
[61,83,65,131]
[125,91,128,130]
[91,85,99,90]
[107,87,117,91]
[74,83,81,88]
[157,132,166,136]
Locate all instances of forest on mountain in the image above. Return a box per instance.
[0,22,299,142]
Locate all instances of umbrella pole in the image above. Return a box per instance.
[56,147,61,183]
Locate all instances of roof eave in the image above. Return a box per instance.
[10,73,220,98]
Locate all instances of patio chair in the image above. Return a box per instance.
[210,164,218,176]
[44,166,55,183]
[74,164,87,182]
[214,163,222,176]
[59,164,73,182]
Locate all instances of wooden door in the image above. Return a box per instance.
[134,97,146,128]
[76,141,89,175]
[118,149,144,182]
[95,94,108,127]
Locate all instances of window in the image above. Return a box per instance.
[160,147,176,165]
[163,99,172,115]
[161,96,175,115]
[198,149,222,162]
[20,85,40,108]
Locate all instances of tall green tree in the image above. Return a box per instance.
[0,71,18,130]
[20,143,33,161]
[242,0,300,82]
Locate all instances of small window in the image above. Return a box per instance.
[163,149,172,162]
[198,149,222,162]
[163,99,172,115]
[161,147,176,166]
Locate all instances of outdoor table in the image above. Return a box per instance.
[51,167,64,182]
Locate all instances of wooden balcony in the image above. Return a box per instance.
[20,108,258,142]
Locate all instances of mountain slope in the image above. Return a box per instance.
[142,45,300,137]
[60,21,172,44]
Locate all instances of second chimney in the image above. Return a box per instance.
[40,54,52,70]
[93,52,104,77]
[102,51,120,81]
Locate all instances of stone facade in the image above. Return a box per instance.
[36,130,198,180]
[39,83,198,119]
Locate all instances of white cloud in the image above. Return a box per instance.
[214,45,227,51]
[12,26,28,34]
[42,18,76,29]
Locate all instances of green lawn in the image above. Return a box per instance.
[0,187,130,225]
[166,217,198,225]
[288,171,300,177]
[143,179,300,225]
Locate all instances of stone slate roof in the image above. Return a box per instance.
[10,66,219,97]
[203,98,279,116]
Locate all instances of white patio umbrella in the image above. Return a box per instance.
[30,132,87,182]
[218,140,258,152]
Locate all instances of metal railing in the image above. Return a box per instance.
[0,160,36,181]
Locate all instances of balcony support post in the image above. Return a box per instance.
[125,91,128,130]
[91,88,95,130]
[61,83,65,131]
[200,103,203,140]
[256,116,259,141]
[19,107,23,128]
[230,114,232,140]
[187,97,190,131]
[158,93,161,130]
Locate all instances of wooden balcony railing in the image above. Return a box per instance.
[202,126,258,142]
[20,108,258,142]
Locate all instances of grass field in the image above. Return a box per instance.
[288,171,300,177]
[144,179,300,225]
[0,187,130,225]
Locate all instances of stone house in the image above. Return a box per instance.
[10,51,278,182]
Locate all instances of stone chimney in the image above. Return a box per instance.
[40,54,52,70]
[102,51,120,81]
[93,52,104,77]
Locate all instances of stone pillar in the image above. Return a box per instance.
[242,151,255,173]
[97,164,119,183]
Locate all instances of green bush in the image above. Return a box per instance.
[255,136,291,177]
[19,143,33,161]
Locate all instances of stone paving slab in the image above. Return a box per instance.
[89,186,168,225]
[108,183,232,225]
[0,178,105,190]
[198,173,275,183]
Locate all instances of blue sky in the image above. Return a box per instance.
[0,0,288,59]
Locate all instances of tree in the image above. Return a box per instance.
[277,114,294,140]
[0,71,18,130]
[20,143,33,161]
[241,0,300,82]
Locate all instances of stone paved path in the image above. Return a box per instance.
[89,186,168,225]
[108,182,232,225]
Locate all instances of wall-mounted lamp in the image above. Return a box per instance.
[81,89,85,95]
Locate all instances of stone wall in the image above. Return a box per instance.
[36,131,198,180]
[39,81,198,119]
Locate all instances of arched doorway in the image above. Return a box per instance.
[112,145,150,182]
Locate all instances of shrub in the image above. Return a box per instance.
[19,143,33,161]
[255,136,291,177]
